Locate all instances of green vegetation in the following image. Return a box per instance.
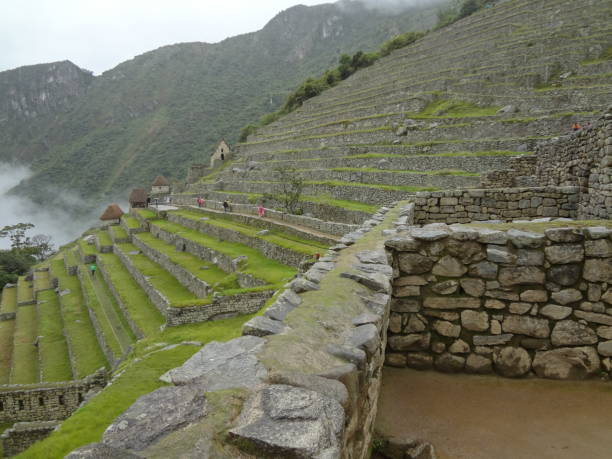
[51,259,108,377]
[304,180,439,193]
[34,269,51,291]
[302,195,378,213]
[0,285,17,314]
[37,291,73,382]
[414,98,500,118]
[0,319,15,384]
[121,215,141,230]
[109,225,129,241]
[330,167,479,177]
[137,209,157,220]
[17,277,34,304]
[10,304,39,384]
[581,45,612,65]
[64,249,79,270]
[436,0,492,29]
[96,231,113,247]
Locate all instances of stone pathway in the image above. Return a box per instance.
[376,367,612,459]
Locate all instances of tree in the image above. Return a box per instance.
[31,234,54,262]
[459,0,481,18]
[0,223,34,249]
[274,167,304,214]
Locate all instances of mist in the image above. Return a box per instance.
[337,0,450,13]
[0,163,125,250]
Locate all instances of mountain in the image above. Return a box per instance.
[0,0,448,213]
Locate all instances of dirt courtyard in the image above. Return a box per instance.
[375,367,612,459]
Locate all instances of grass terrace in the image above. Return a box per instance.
[109,225,129,241]
[0,285,17,314]
[33,269,51,292]
[37,290,73,382]
[121,215,141,230]
[9,304,38,384]
[78,239,97,257]
[17,277,34,304]
[50,259,108,378]
[345,150,530,159]
[0,319,15,384]
[64,249,79,270]
[150,219,296,286]
[303,180,439,193]
[136,209,158,220]
[97,230,113,247]
[329,167,480,177]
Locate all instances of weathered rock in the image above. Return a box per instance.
[545,244,584,264]
[597,326,612,340]
[509,302,532,315]
[461,310,489,332]
[468,261,498,279]
[397,253,434,274]
[551,320,598,346]
[266,372,349,408]
[446,239,485,264]
[394,275,428,287]
[539,304,572,320]
[473,334,513,346]
[326,344,366,368]
[265,290,302,321]
[405,314,427,333]
[487,246,517,264]
[574,310,612,326]
[356,250,388,265]
[460,278,485,297]
[431,280,459,295]
[602,289,612,305]
[434,353,465,373]
[449,339,470,354]
[547,264,582,286]
[160,336,267,388]
[432,320,461,338]
[520,290,548,303]
[390,298,420,313]
[493,347,531,377]
[65,443,140,459]
[532,347,600,379]
[516,249,545,266]
[484,299,506,310]
[385,236,420,252]
[583,259,612,282]
[507,229,545,248]
[544,228,584,243]
[423,297,480,309]
[340,270,391,293]
[422,310,459,321]
[520,338,550,350]
[432,256,467,277]
[585,227,612,239]
[499,266,545,287]
[409,227,449,241]
[289,277,321,293]
[352,312,380,327]
[474,228,508,245]
[385,353,407,367]
[103,385,206,451]
[584,239,612,258]
[465,354,492,374]
[597,341,612,357]
[405,352,434,370]
[243,316,288,337]
[349,324,380,354]
[502,315,550,338]
[228,385,344,457]
[551,288,582,305]
[388,333,430,352]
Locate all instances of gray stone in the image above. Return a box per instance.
[502,315,550,338]
[532,347,600,379]
[493,347,531,377]
[352,312,380,327]
[395,285,421,297]
[460,279,485,297]
[394,275,428,287]
[446,239,486,264]
[499,266,545,287]
[468,261,498,279]
[103,385,206,451]
[409,227,449,241]
[461,310,489,332]
[289,277,320,293]
[474,228,508,245]
[545,244,584,264]
[405,352,434,370]
[585,227,612,239]
[490,319,502,335]
[326,344,366,368]
[449,226,479,241]
[340,269,391,293]
[265,290,302,321]
[574,310,612,326]
[433,320,461,338]
[449,339,470,354]
[432,256,467,277]
[517,249,545,266]
[507,229,545,248]
[243,316,288,337]
[520,290,548,302]
[539,304,572,320]
[228,385,344,458]
[585,239,612,258]
[602,289,612,305]
[431,280,459,295]
[486,290,519,301]
[385,236,420,252]
[435,353,465,373]
[487,246,517,264]
[266,372,349,409]
[256,229,270,236]
[423,297,480,310]
[551,288,582,305]
[422,310,459,321]
[597,341,612,357]
[66,444,140,459]
[544,228,584,243]
[598,326,612,340]
[547,264,582,286]
[385,353,407,367]
[473,334,513,346]
[160,336,267,389]
[551,320,598,346]
[388,333,430,352]
[390,298,420,313]
[356,250,388,265]
[521,338,550,350]
[465,354,492,374]
[509,302,532,315]
[583,259,612,282]
[349,324,380,354]
[397,253,434,274]
[406,314,427,333]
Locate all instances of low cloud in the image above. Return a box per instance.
[0,163,126,250]
[337,0,449,13]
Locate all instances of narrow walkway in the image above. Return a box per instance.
[183,204,342,243]
[376,367,612,459]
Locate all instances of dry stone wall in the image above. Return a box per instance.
[385,224,612,380]
[1,421,60,457]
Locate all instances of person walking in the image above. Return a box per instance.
[572,122,581,131]
[223,201,229,213]
[90,263,97,277]
[197,197,204,208]
[257,204,265,218]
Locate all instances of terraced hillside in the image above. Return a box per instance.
[176,0,611,223]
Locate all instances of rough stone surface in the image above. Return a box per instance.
[551,320,598,346]
[461,310,489,332]
[465,354,493,374]
[545,244,584,265]
[65,443,141,459]
[499,266,545,287]
[507,229,545,248]
[432,255,467,277]
[434,353,465,373]
[539,304,572,320]
[397,253,434,274]
[551,288,583,305]
[493,347,531,377]
[547,264,582,286]
[502,315,550,338]
[532,347,600,379]
[243,316,288,337]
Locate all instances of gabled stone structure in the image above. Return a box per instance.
[209,139,231,168]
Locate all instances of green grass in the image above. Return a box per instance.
[121,215,141,230]
[64,249,79,270]
[78,239,97,257]
[301,194,378,213]
[109,225,129,241]
[137,209,157,220]
[34,269,51,292]
[17,276,34,304]
[150,220,296,286]
[96,252,165,336]
[79,266,133,360]
[51,259,108,378]
[304,179,439,193]
[96,230,113,247]
[172,209,328,255]
[413,99,500,118]
[581,45,612,65]
[0,319,15,384]
[37,290,73,382]
[0,285,17,314]
[9,304,39,384]
[329,167,479,177]
[135,233,238,289]
[17,313,257,459]
[345,150,530,160]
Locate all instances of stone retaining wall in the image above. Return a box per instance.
[0,369,106,423]
[1,421,60,457]
[412,186,579,224]
[167,214,309,269]
[132,235,211,298]
[385,224,612,380]
[165,291,273,327]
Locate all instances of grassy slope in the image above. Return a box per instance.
[37,290,73,382]
[0,286,17,314]
[9,305,39,384]
[0,319,15,384]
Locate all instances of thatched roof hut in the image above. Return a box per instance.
[152,175,169,187]
[129,188,148,208]
[100,203,124,222]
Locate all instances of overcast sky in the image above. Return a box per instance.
[1,0,332,75]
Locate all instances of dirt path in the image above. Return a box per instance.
[376,367,612,459]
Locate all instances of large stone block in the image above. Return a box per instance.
[432,256,467,277]
[583,259,612,282]
[493,346,531,377]
[397,253,434,274]
[461,310,489,332]
[499,266,545,287]
[551,320,598,346]
[544,244,584,264]
[502,315,550,338]
[532,347,600,379]
[423,297,480,310]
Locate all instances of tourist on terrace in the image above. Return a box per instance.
[197,197,204,208]
[572,122,582,131]
[257,204,265,218]
[223,200,229,212]
[90,264,97,277]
